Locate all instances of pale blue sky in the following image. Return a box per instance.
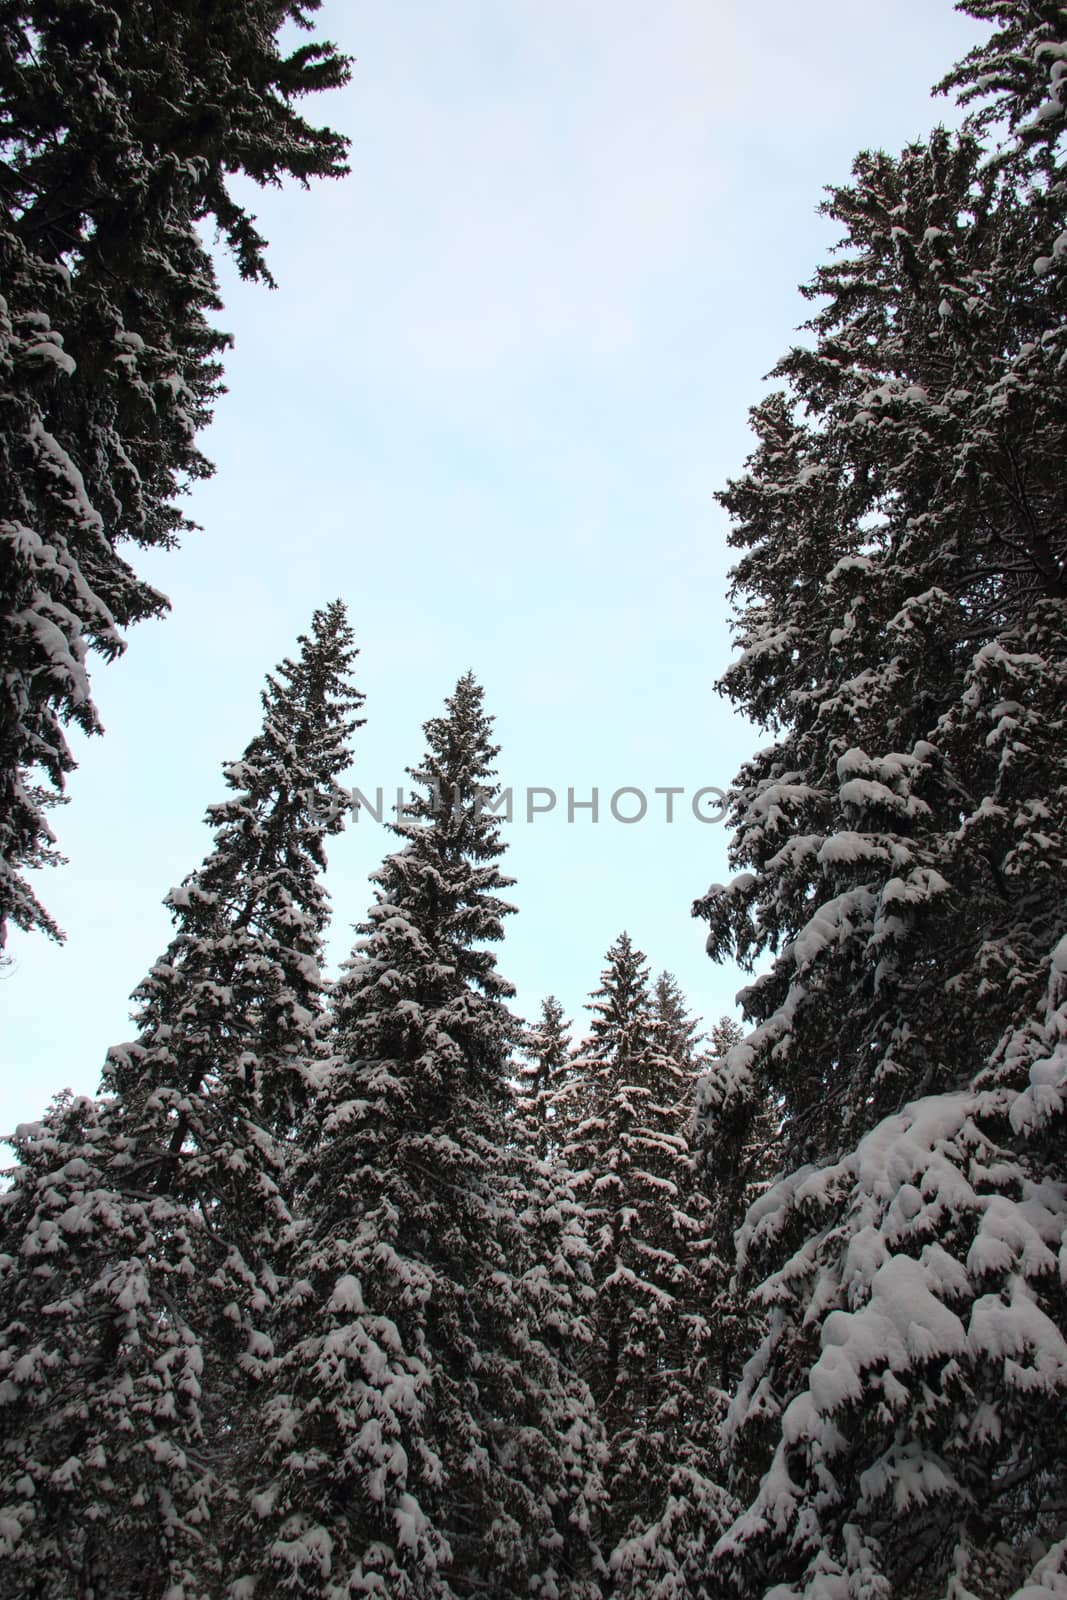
[1,1,982,1133]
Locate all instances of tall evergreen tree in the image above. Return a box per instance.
[238,675,604,1600]
[564,936,730,1582]
[508,993,602,1508]
[695,8,1067,1594]
[707,1016,744,1058]
[515,994,574,1160]
[567,934,693,1411]
[0,1,351,945]
[0,602,362,1598]
[509,992,599,1361]
[651,971,704,1072]
[587,967,736,1600]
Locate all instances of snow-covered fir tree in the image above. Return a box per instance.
[694,6,1067,1594]
[509,993,601,1397]
[563,935,732,1590]
[0,2,350,946]
[237,674,604,1600]
[566,936,696,1426]
[707,1016,744,1059]
[651,972,704,1072]
[681,1011,779,1525]
[0,602,362,1599]
[605,973,737,1600]
[508,993,604,1519]
[515,994,574,1160]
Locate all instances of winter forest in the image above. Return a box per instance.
[1,1,1067,1597]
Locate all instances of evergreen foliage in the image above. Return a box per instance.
[564,937,730,1583]
[651,972,704,1073]
[692,1015,779,1285]
[6,8,1067,1600]
[0,1,351,946]
[238,675,604,1600]
[0,602,361,1598]
[694,9,1067,1594]
[515,994,574,1161]
[604,978,737,1600]
[509,992,602,1479]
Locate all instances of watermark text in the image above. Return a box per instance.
[334,783,729,826]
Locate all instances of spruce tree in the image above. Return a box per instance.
[238,675,604,1600]
[514,994,574,1160]
[694,8,1067,1594]
[651,971,704,1071]
[566,934,693,1417]
[509,993,603,1512]
[707,1016,744,1058]
[564,936,730,1581]
[0,602,362,1598]
[0,2,351,945]
[594,970,736,1600]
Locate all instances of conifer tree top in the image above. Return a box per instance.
[323,672,519,1140]
[652,970,705,1069]
[364,671,518,1003]
[584,931,654,1070]
[104,599,363,1135]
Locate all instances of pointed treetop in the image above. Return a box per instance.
[241,675,604,1598]
[515,995,574,1158]
[361,671,517,1006]
[323,671,519,1138]
[401,670,506,845]
[104,599,364,1138]
[652,971,705,1069]
[584,932,654,1076]
[0,603,364,1599]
